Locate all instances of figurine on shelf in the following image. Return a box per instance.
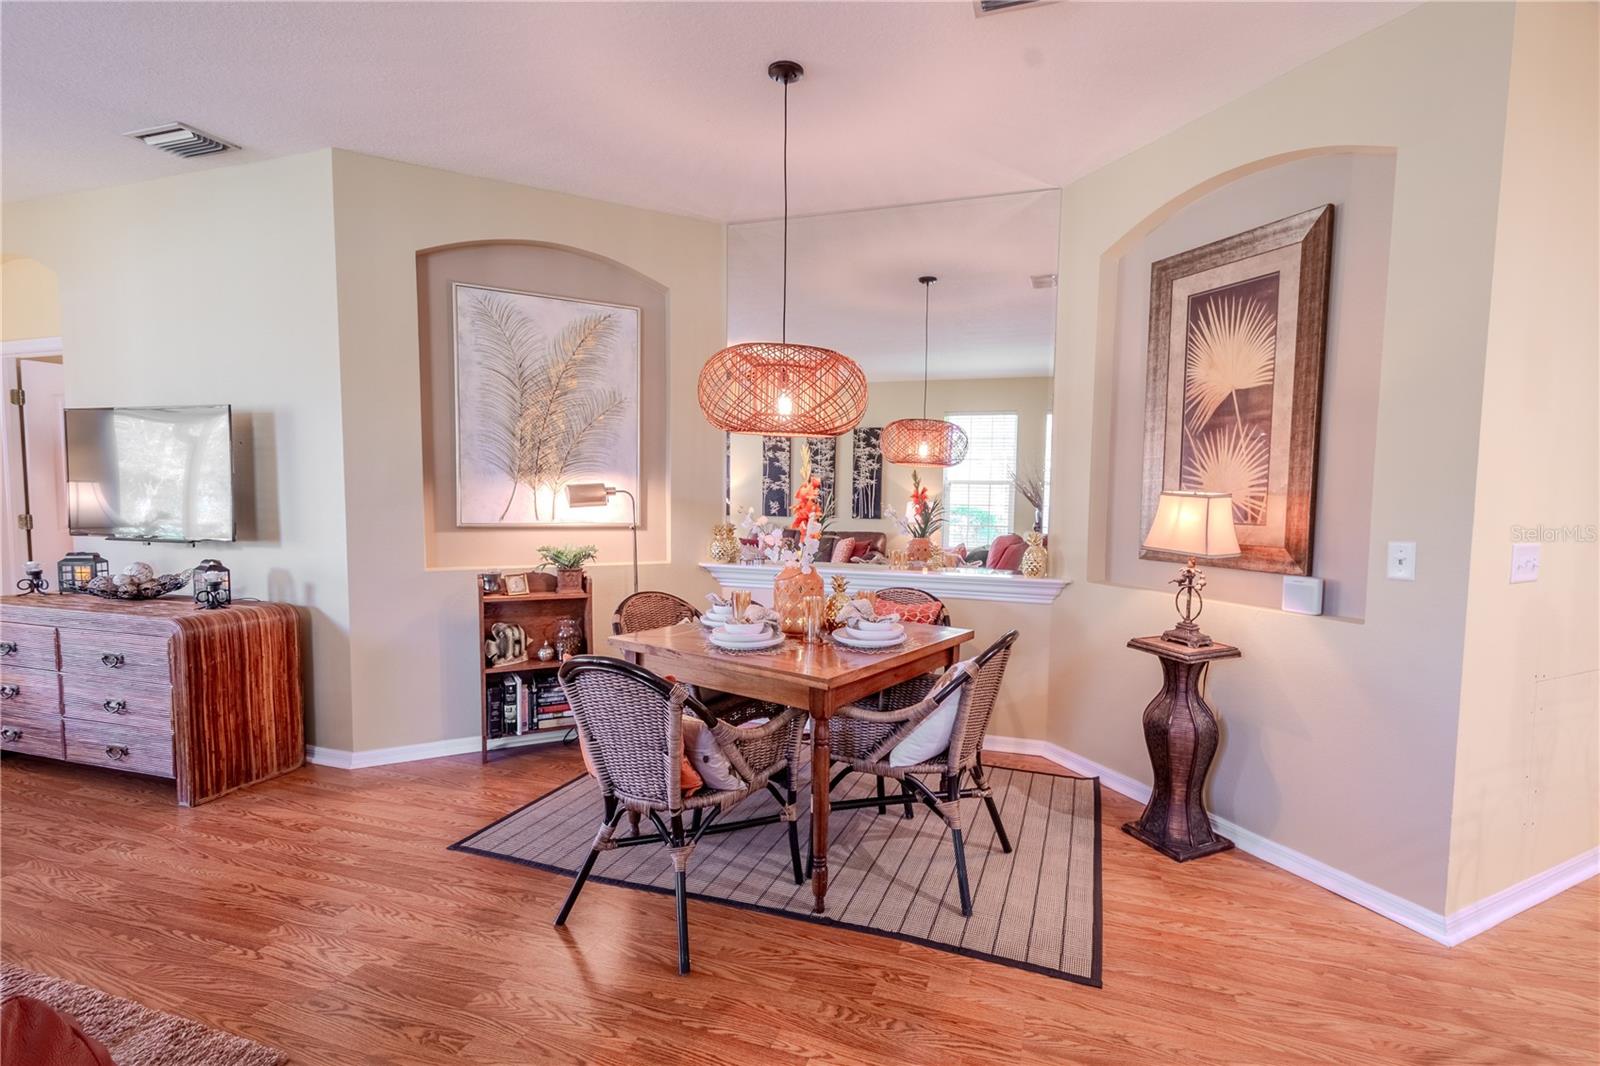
[15,561,48,595]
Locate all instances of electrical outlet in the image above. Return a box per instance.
[1511,543,1541,583]
[1386,541,1417,581]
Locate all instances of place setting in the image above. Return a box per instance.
[702,591,786,652]
[828,597,909,652]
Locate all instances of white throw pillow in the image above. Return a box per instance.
[888,662,975,768]
[681,715,744,789]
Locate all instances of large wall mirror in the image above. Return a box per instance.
[724,189,1060,567]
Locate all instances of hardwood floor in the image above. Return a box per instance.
[2,747,1596,1065]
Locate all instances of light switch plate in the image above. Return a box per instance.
[1511,542,1541,583]
[1386,541,1417,581]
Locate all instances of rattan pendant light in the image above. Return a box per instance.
[697,60,868,439]
[882,276,969,466]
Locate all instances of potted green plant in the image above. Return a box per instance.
[538,544,598,592]
[892,471,945,562]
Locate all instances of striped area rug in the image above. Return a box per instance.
[452,766,1101,985]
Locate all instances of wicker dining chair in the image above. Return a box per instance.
[554,655,806,975]
[822,630,1019,917]
[873,586,951,626]
[612,590,699,635]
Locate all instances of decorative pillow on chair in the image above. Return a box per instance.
[873,594,944,625]
[681,715,744,790]
[577,728,705,794]
[830,537,857,563]
[889,661,976,767]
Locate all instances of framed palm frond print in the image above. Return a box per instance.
[454,283,639,526]
[1140,205,1333,575]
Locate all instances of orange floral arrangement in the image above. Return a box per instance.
[790,475,823,531]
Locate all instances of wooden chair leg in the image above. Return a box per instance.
[875,776,887,814]
[674,869,691,975]
[554,808,623,927]
[945,774,973,917]
[972,766,1012,854]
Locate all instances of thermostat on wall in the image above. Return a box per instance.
[1282,576,1324,616]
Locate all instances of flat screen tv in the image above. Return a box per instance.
[63,405,236,542]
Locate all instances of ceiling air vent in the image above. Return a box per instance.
[975,0,1043,15]
[1030,273,1058,289]
[124,123,235,158]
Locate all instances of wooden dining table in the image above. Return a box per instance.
[609,620,975,915]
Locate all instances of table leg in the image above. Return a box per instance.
[810,694,832,914]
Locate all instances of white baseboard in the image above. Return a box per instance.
[984,735,1599,947]
[306,734,483,770]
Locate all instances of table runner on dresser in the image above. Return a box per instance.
[453,765,1102,986]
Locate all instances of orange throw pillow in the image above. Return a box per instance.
[872,594,944,625]
[577,728,703,794]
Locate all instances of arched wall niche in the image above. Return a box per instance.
[1085,146,1398,620]
[416,239,670,570]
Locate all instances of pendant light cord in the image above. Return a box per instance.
[922,279,931,418]
[781,75,789,345]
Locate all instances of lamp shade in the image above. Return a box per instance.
[881,418,969,466]
[697,341,868,438]
[1143,491,1240,559]
[564,482,612,508]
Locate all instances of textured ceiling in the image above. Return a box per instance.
[728,190,1060,380]
[1,1,1411,217]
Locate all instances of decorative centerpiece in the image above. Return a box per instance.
[708,520,740,563]
[824,574,853,631]
[538,544,597,593]
[734,508,771,564]
[1020,531,1048,578]
[768,479,826,636]
[86,561,193,600]
[894,471,944,562]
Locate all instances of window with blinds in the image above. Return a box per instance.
[943,412,1019,549]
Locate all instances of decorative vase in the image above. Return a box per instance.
[907,536,933,562]
[556,568,585,593]
[1020,531,1048,578]
[709,522,739,563]
[824,574,852,631]
[773,565,824,636]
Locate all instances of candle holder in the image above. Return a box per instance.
[196,574,230,610]
[15,562,49,595]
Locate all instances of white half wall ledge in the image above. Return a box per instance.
[702,561,1070,605]
[983,735,1600,948]
[0,337,64,357]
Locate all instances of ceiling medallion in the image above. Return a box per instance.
[882,276,969,466]
[697,60,867,438]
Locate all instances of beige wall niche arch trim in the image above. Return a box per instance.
[417,239,669,571]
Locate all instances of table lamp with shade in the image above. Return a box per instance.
[1142,490,1239,648]
[564,482,637,593]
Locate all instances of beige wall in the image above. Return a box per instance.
[0,257,61,341]
[1448,2,1600,912]
[729,375,1053,546]
[1048,2,1518,911]
[1,153,356,748]
[328,150,726,752]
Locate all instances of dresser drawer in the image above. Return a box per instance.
[0,665,61,717]
[58,629,172,685]
[0,620,58,671]
[62,676,174,728]
[64,718,174,779]
[0,706,65,760]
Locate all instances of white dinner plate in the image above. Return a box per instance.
[700,612,733,628]
[710,631,786,651]
[833,628,907,649]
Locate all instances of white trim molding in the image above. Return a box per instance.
[701,561,1069,605]
[308,734,479,770]
[984,735,1599,947]
[1,337,64,358]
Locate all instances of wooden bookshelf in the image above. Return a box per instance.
[477,570,593,762]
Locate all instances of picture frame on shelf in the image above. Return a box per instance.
[502,571,532,597]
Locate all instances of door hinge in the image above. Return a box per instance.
[16,514,33,531]
[6,388,22,406]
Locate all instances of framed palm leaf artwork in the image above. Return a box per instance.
[453,283,640,526]
[1140,206,1333,575]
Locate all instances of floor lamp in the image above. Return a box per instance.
[565,482,638,593]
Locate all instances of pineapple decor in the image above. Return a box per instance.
[825,574,853,630]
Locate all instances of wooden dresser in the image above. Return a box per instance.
[0,595,304,806]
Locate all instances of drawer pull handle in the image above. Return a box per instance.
[1,728,19,742]
[0,641,16,656]
[103,699,128,715]
[105,745,129,762]
[0,684,17,700]
[101,653,125,668]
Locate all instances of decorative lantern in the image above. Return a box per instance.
[882,277,969,467]
[57,552,109,594]
[193,558,232,608]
